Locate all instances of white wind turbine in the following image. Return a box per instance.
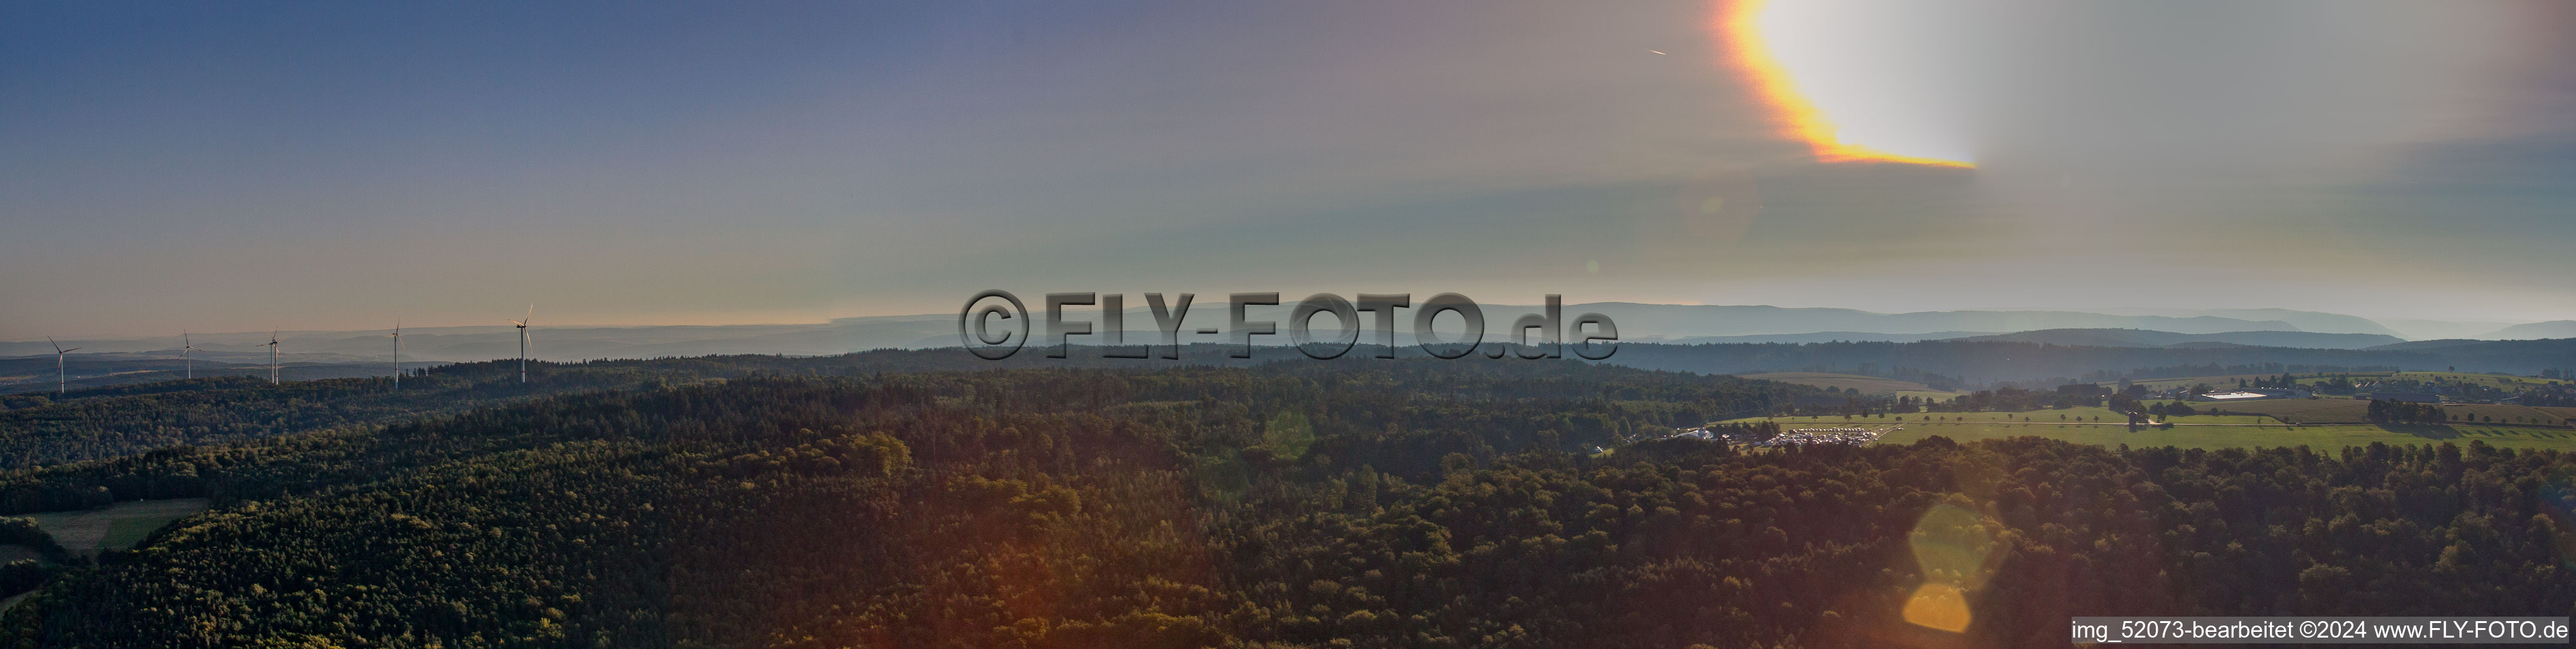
[181,330,202,379]
[507,305,533,384]
[388,319,402,391]
[46,337,80,394]
[258,331,281,384]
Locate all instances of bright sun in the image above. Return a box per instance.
[1716,0,1975,168]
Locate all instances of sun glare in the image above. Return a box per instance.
[1716,0,1974,168]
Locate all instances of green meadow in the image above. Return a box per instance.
[1715,408,2576,451]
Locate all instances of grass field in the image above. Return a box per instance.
[2166,399,2576,427]
[22,498,209,556]
[2129,371,2567,392]
[2380,371,2566,390]
[1743,406,2205,425]
[1741,372,1962,397]
[2129,374,2304,390]
[1714,409,2576,451]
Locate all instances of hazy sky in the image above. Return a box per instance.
[6,0,2573,338]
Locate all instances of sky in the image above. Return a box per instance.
[4,0,2573,339]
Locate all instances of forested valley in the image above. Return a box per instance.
[0,359,2568,648]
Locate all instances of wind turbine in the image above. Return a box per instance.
[258,331,281,384]
[46,337,79,394]
[388,319,402,391]
[181,330,201,379]
[507,305,532,384]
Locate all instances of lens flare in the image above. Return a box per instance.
[1900,583,1972,634]
[1904,501,2002,633]
[1715,0,1974,169]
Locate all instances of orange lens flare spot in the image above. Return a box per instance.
[1900,582,1973,633]
[1715,0,1973,169]
[1903,502,2001,634]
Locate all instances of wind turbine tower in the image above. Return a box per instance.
[259,331,281,384]
[388,320,402,391]
[182,331,202,380]
[46,337,80,394]
[508,305,533,384]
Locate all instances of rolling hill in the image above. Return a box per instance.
[1944,328,2405,349]
[2483,320,2576,340]
[1737,372,1958,395]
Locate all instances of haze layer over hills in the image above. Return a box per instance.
[6,304,2560,364]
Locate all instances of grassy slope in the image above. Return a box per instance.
[2381,371,2566,389]
[1715,407,2576,451]
[2133,371,2565,392]
[1738,372,1958,396]
[2163,399,2575,427]
[2129,374,2301,390]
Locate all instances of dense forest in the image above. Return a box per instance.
[0,359,2563,647]
[0,347,1862,473]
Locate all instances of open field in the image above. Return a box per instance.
[2129,371,2565,392]
[22,498,209,556]
[2173,398,2369,422]
[1740,372,1961,397]
[2381,371,2566,390]
[2129,374,2305,390]
[1734,406,2251,425]
[1713,409,2576,451]
[2164,399,2576,427]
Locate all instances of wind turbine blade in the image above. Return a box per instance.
[63,347,80,353]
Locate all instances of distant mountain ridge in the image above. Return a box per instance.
[1560,304,2313,338]
[2483,321,2576,340]
[2080,307,2407,337]
[1658,331,1997,345]
[1942,328,2406,349]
